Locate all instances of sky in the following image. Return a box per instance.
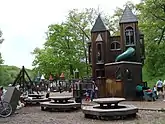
[0,0,140,69]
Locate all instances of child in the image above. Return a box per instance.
[46,87,50,98]
[0,86,6,101]
[153,85,158,99]
[0,87,3,101]
[84,90,90,101]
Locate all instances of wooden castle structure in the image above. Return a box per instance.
[88,6,145,100]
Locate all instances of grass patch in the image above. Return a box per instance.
[142,67,165,88]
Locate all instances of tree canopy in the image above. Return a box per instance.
[137,0,165,78]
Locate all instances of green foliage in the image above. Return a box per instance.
[137,0,165,78]
[32,23,88,78]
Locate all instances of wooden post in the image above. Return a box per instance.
[22,66,25,92]
[79,83,83,104]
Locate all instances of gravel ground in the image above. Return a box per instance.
[1,107,165,124]
[1,92,165,124]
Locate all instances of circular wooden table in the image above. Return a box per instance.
[49,96,73,103]
[93,98,125,108]
[82,97,138,120]
[28,94,44,99]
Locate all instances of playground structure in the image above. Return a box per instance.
[12,66,33,92]
[12,66,72,94]
[88,6,145,100]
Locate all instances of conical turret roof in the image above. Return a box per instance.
[91,14,108,32]
[120,6,138,23]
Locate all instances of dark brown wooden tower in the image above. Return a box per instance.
[88,6,145,100]
[119,6,144,62]
[90,15,111,97]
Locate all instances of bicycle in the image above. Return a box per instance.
[0,100,12,118]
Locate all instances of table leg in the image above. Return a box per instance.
[114,103,118,107]
[107,104,111,108]
[41,106,45,111]
[59,100,63,103]
[100,103,104,108]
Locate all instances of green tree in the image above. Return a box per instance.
[32,23,87,78]
[137,0,165,78]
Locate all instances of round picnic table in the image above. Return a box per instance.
[28,94,44,99]
[93,98,126,108]
[49,96,73,103]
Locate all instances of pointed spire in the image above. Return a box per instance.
[60,72,65,79]
[41,74,45,80]
[120,6,138,24]
[91,14,107,32]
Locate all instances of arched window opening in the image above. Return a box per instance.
[97,43,102,62]
[116,42,120,49]
[111,43,115,49]
[125,27,135,46]
[125,69,132,80]
[111,41,120,50]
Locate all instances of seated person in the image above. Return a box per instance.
[0,86,3,101]
[143,87,157,101]
[84,90,90,101]
[136,84,144,100]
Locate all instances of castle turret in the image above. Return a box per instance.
[89,15,111,97]
[91,15,110,79]
[119,6,141,62]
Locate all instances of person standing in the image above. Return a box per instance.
[95,85,98,98]
[46,87,50,98]
[156,79,163,93]
[153,85,158,99]
[90,80,96,101]
[90,89,95,102]
[136,84,144,100]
